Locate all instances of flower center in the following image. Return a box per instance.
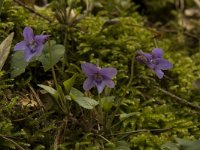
[150,59,155,63]
[150,59,159,65]
[28,40,37,53]
[94,73,103,84]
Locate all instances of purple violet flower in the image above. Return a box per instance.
[136,48,173,79]
[81,62,117,93]
[14,27,48,62]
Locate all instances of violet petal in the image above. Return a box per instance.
[156,58,173,70]
[104,79,115,88]
[33,43,44,56]
[24,47,36,62]
[99,67,117,79]
[152,48,163,58]
[35,35,49,43]
[154,69,164,79]
[81,63,98,77]
[14,41,27,51]
[83,78,94,91]
[23,27,34,42]
[96,81,106,93]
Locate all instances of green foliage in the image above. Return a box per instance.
[0,0,200,149]
[0,0,52,42]
[115,141,130,150]
[70,88,99,109]
[38,84,59,100]
[96,0,136,18]
[72,4,200,149]
[162,138,200,150]
[0,0,4,14]
[0,71,12,95]
[72,96,99,109]
[0,92,60,149]
[63,74,77,93]
[0,97,29,149]
[100,96,115,111]
[38,40,65,72]
[10,51,28,78]
[0,32,13,70]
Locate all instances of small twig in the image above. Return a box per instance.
[13,0,52,23]
[154,86,200,111]
[53,126,61,150]
[107,128,172,136]
[12,117,26,122]
[95,134,112,143]
[28,83,45,111]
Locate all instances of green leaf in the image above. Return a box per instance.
[38,84,58,100]
[184,141,200,150]
[0,32,14,71]
[115,141,130,150]
[101,19,121,31]
[72,96,98,109]
[175,138,193,147]
[63,74,77,93]
[100,96,115,111]
[161,141,179,150]
[193,78,200,89]
[69,88,84,99]
[10,51,28,78]
[175,138,200,150]
[38,40,65,72]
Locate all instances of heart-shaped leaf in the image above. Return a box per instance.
[38,40,65,72]
[10,51,28,78]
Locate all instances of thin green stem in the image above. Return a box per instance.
[153,38,158,48]
[95,134,112,143]
[62,26,70,71]
[110,97,123,129]
[98,93,106,131]
[127,54,135,88]
[48,40,68,114]
[107,127,172,136]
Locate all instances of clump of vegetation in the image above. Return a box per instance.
[0,0,200,149]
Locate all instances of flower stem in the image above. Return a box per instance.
[98,93,108,132]
[48,40,68,114]
[62,26,70,71]
[153,38,158,47]
[95,134,112,143]
[127,54,135,88]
